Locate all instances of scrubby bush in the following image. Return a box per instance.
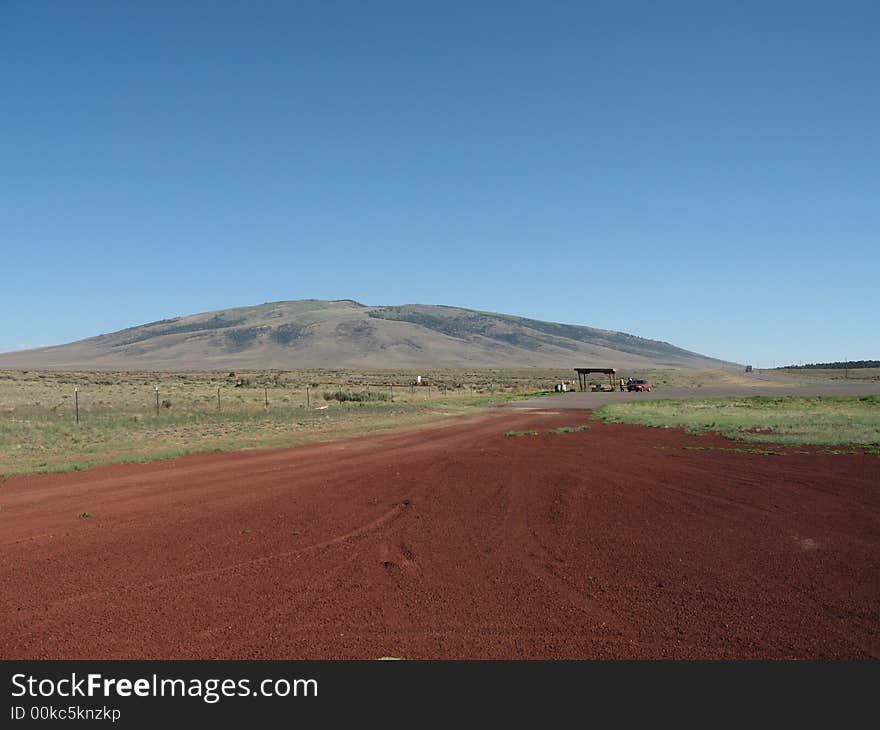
[323,390,391,402]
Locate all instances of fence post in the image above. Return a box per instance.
[75,387,79,424]
[217,387,221,411]
[265,387,268,408]
[155,386,159,417]
[306,386,310,408]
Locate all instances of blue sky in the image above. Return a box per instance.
[1,1,877,366]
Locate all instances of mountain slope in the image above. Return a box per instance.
[0,300,730,370]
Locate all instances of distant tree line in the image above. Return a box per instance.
[781,360,880,370]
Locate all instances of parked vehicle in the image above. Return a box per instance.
[627,379,652,392]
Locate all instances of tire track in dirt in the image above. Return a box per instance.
[1,410,878,659]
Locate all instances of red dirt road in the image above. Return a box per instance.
[2,410,878,659]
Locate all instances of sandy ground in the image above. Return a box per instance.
[2,406,877,660]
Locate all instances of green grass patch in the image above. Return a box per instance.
[0,375,553,477]
[547,424,591,434]
[505,430,538,437]
[593,395,880,447]
[515,390,556,400]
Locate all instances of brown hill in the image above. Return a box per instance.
[0,300,731,370]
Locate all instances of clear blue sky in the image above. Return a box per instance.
[2,1,877,366]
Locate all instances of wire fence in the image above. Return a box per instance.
[4,380,561,424]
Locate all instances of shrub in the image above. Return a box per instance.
[323,390,391,402]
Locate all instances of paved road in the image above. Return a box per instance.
[505,378,880,409]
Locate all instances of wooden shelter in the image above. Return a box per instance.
[574,367,616,392]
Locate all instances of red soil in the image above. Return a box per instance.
[1,410,878,659]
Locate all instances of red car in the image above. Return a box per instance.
[627,379,653,392]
